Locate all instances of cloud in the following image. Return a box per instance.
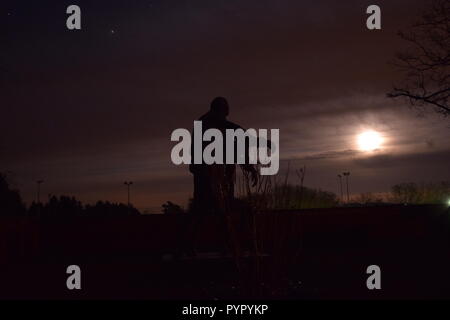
[295,149,361,161]
[353,149,450,169]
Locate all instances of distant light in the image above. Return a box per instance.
[357,130,383,151]
[447,199,450,207]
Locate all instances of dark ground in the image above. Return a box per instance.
[0,204,449,299]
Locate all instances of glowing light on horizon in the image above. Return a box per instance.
[357,130,383,151]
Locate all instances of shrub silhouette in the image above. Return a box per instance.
[28,196,141,217]
[0,172,26,216]
[162,201,185,214]
[391,182,450,204]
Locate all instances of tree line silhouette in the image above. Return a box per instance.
[0,173,140,217]
[1,171,449,217]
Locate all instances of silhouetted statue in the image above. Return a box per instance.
[189,97,258,216]
[184,97,258,258]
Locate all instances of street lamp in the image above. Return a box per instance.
[124,181,133,207]
[337,174,343,202]
[342,172,350,203]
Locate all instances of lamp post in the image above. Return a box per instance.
[124,181,133,207]
[343,172,350,203]
[337,174,343,202]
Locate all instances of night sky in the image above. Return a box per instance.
[1,0,449,212]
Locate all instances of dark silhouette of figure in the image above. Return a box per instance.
[183,97,258,259]
[189,97,258,216]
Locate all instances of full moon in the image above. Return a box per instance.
[357,130,383,151]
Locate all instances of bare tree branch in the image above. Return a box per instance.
[388,0,450,117]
